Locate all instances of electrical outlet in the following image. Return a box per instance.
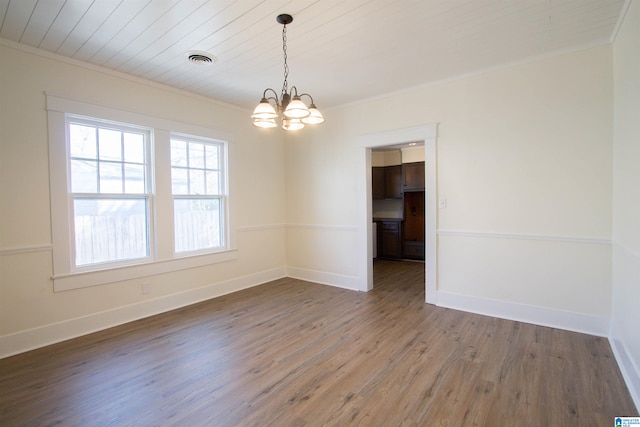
[141,282,151,294]
[439,198,447,209]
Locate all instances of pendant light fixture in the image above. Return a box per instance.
[252,14,325,131]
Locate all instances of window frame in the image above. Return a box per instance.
[47,94,236,292]
[66,115,154,271]
[170,134,228,256]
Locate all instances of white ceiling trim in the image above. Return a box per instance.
[609,0,633,43]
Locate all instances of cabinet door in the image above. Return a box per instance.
[372,167,385,199]
[380,221,402,258]
[403,191,425,242]
[403,241,425,260]
[385,165,402,199]
[402,162,425,191]
[402,191,425,260]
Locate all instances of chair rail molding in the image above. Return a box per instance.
[0,244,53,256]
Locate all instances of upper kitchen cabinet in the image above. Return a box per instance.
[402,161,425,191]
[385,165,403,199]
[372,167,386,199]
[372,165,402,199]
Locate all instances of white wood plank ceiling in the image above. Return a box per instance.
[0,0,626,110]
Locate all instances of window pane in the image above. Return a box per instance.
[124,133,144,164]
[206,170,219,195]
[124,163,145,193]
[71,159,98,193]
[188,142,205,168]
[100,162,123,193]
[74,198,148,266]
[171,167,188,194]
[174,198,221,253]
[205,144,219,169]
[190,169,205,195]
[171,139,187,167]
[69,124,97,159]
[99,129,122,161]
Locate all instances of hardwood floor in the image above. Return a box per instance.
[1,260,637,426]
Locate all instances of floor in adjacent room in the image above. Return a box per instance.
[0,259,637,426]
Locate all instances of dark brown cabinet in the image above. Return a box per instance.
[372,165,402,199]
[372,167,386,199]
[373,160,426,261]
[402,162,425,191]
[402,191,425,260]
[385,165,402,198]
[377,220,402,259]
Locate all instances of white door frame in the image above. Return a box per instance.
[356,124,438,304]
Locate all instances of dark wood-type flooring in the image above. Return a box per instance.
[1,260,637,426]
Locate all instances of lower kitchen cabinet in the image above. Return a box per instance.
[377,220,402,259]
[403,241,425,260]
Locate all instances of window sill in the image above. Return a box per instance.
[52,249,238,292]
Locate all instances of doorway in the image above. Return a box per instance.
[371,146,425,261]
[371,145,425,300]
[356,124,437,304]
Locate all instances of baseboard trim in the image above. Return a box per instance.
[0,267,286,359]
[437,290,610,337]
[286,266,361,292]
[609,323,640,412]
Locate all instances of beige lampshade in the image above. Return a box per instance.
[282,117,305,131]
[251,99,278,120]
[283,97,310,119]
[253,117,277,128]
[301,105,325,124]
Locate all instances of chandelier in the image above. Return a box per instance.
[251,14,325,131]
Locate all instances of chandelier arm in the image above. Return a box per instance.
[262,88,280,104]
[297,93,315,105]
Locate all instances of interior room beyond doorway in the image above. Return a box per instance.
[371,144,426,288]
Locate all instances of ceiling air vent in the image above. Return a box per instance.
[186,51,216,64]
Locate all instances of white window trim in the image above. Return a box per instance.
[46,93,237,292]
[67,115,155,271]
[170,133,228,256]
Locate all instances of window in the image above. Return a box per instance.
[68,118,151,267]
[170,136,225,253]
[46,94,235,291]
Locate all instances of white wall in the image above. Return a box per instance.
[371,150,402,167]
[401,146,425,163]
[611,0,640,409]
[286,45,614,333]
[0,42,287,356]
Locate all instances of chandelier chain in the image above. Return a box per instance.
[281,23,289,99]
